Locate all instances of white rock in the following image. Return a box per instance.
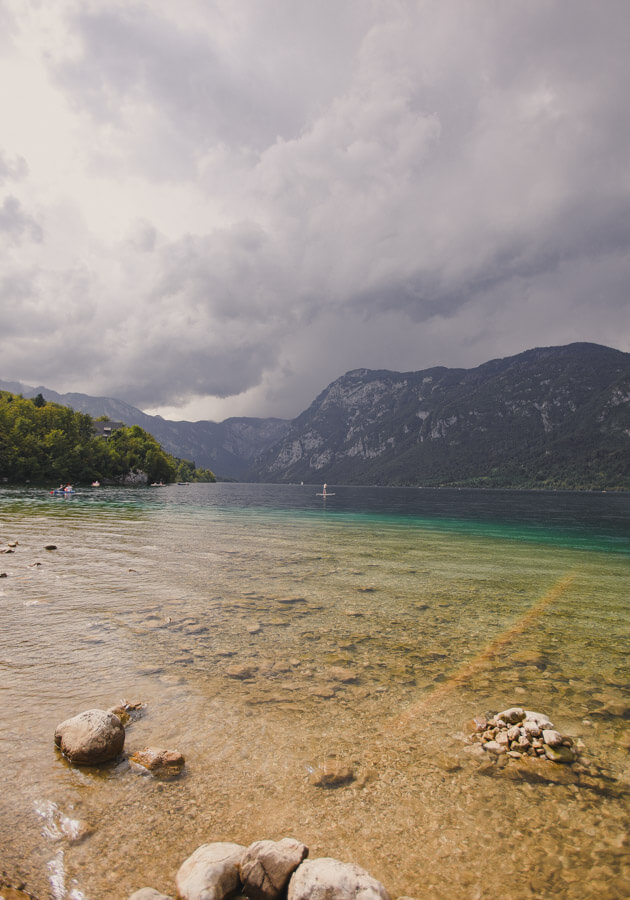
[240,838,308,900]
[288,858,390,900]
[522,719,542,737]
[542,729,564,748]
[524,710,554,729]
[176,842,246,900]
[495,707,525,725]
[482,741,506,755]
[128,890,173,900]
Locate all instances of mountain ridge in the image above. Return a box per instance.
[246,342,630,489]
[3,342,629,489]
[0,380,289,479]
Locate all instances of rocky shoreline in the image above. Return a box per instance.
[46,700,619,900]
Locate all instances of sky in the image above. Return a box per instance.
[1,0,629,423]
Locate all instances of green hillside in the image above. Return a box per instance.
[0,392,215,485]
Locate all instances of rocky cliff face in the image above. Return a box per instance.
[246,343,630,489]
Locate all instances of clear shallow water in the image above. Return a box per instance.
[0,484,628,899]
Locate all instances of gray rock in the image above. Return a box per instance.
[54,709,125,765]
[176,842,246,900]
[288,858,390,900]
[495,707,525,725]
[128,890,173,900]
[521,719,542,737]
[240,838,308,900]
[542,729,564,748]
[524,710,554,729]
[482,740,506,755]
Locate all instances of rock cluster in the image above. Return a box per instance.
[130,838,393,900]
[468,707,576,763]
[54,701,184,776]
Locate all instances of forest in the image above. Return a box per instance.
[0,392,215,485]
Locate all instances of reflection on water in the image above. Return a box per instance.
[0,484,629,899]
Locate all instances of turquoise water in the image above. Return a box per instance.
[0,484,628,899]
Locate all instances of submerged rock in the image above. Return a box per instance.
[543,743,576,764]
[108,698,146,726]
[308,761,355,788]
[130,747,185,776]
[226,663,256,679]
[326,667,358,684]
[54,708,125,765]
[501,756,579,785]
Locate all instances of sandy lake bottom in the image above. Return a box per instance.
[0,486,628,899]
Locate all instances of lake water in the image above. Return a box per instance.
[0,483,628,899]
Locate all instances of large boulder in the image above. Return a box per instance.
[240,838,309,900]
[176,842,246,900]
[54,708,125,765]
[288,858,390,900]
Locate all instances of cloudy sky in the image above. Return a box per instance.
[1,0,628,422]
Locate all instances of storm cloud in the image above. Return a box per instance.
[1,0,629,421]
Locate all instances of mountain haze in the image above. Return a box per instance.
[3,343,629,489]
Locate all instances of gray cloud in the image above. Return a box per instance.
[1,0,629,419]
[0,151,28,184]
[0,195,43,245]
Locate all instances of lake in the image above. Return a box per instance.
[0,483,628,899]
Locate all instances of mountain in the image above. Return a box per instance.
[0,381,289,479]
[245,343,630,490]
[4,343,630,489]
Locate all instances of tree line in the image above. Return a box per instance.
[0,392,216,485]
